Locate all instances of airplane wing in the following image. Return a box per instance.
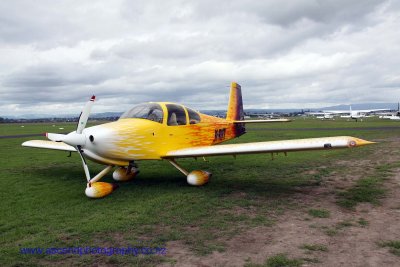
[233,119,290,123]
[324,109,389,114]
[163,136,373,158]
[353,109,390,113]
[323,110,349,114]
[22,140,77,152]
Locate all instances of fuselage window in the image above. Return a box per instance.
[166,104,187,126]
[119,103,163,123]
[187,108,201,124]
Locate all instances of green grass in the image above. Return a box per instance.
[336,220,354,228]
[1,118,400,265]
[336,161,400,209]
[300,243,328,252]
[378,240,400,256]
[337,177,386,208]
[265,254,303,267]
[324,228,339,237]
[308,209,330,218]
[358,218,369,227]
[244,254,303,267]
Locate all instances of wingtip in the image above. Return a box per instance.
[352,138,376,147]
[91,95,96,101]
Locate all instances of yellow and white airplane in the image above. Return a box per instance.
[22,82,374,198]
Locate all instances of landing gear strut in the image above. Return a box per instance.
[167,159,211,186]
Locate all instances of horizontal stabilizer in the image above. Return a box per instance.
[163,136,374,158]
[22,140,76,152]
[234,119,291,123]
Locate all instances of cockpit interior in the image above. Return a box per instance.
[119,103,201,125]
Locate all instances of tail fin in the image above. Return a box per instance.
[226,82,244,121]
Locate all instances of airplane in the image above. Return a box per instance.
[315,113,335,120]
[305,111,336,120]
[324,106,389,122]
[379,103,400,120]
[318,114,334,120]
[22,82,374,198]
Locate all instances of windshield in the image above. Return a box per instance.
[119,103,163,123]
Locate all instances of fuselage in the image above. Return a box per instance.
[80,102,245,165]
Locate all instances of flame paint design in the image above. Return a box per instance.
[85,182,118,198]
[112,167,139,181]
[84,107,244,161]
[187,170,211,186]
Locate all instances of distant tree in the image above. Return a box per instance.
[0,117,4,123]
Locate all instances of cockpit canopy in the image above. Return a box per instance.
[119,103,163,123]
[119,103,201,125]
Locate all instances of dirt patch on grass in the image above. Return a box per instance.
[161,139,400,266]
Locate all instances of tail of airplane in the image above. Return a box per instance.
[350,105,357,117]
[226,82,244,121]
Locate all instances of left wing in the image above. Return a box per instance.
[163,136,373,158]
[22,140,77,152]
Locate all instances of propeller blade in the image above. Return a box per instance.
[77,95,95,134]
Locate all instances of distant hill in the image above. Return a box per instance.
[318,103,397,111]
[3,102,399,119]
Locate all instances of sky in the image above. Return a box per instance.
[0,0,399,116]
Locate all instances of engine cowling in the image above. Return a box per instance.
[187,170,211,186]
[112,167,139,182]
[85,182,118,198]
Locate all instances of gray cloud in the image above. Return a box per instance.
[0,0,399,116]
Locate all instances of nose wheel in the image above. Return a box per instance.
[80,164,116,198]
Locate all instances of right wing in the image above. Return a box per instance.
[233,119,290,123]
[22,140,76,152]
[163,136,373,159]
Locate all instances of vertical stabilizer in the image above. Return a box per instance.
[226,82,244,121]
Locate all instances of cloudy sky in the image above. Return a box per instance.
[0,0,399,116]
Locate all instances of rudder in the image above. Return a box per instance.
[226,82,244,121]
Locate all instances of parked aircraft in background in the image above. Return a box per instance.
[379,103,400,120]
[305,112,336,120]
[323,106,389,122]
[22,82,374,198]
[316,114,335,120]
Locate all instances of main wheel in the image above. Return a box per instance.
[187,170,211,186]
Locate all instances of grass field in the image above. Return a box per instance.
[1,117,400,266]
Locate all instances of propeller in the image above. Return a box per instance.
[46,95,95,147]
[46,95,117,198]
[46,95,96,183]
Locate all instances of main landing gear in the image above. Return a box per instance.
[84,159,209,198]
[167,159,212,186]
